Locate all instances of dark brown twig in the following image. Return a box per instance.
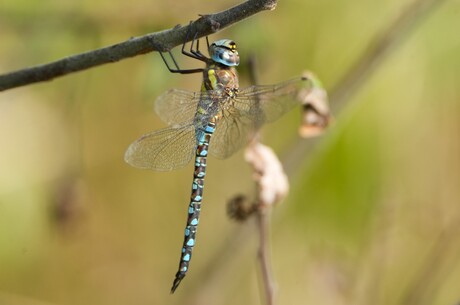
[256,207,277,305]
[247,55,278,305]
[226,55,288,304]
[0,0,277,92]
[242,139,289,305]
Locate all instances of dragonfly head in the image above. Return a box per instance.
[209,39,240,67]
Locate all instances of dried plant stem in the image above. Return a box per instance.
[0,0,277,92]
[256,207,277,305]
[248,55,278,305]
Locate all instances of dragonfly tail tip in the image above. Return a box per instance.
[170,276,184,294]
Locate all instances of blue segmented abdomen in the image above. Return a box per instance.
[170,120,216,293]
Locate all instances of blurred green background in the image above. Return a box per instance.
[1,0,459,304]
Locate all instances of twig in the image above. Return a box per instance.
[243,141,289,305]
[226,55,288,305]
[247,55,278,305]
[0,0,277,92]
[243,56,330,305]
[256,207,277,305]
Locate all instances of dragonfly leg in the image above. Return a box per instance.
[205,36,210,50]
[181,24,208,62]
[159,51,204,74]
[190,32,208,60]
[158,21,207,74]
[166,51,181,70]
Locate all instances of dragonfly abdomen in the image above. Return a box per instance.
[171,119,216,293]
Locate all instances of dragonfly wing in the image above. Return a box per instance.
[237,76,312,123]
[210,107,255,159]
[209,76,312,159]
[154,89,201,126]
[125,124,196,171]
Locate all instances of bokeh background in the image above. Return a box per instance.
[1,0,460,304]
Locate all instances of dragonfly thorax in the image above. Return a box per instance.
[203,64,239,93]
[209,39,240,67]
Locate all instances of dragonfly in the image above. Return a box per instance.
[124,26,312,293]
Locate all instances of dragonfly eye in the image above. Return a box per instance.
[209,39,240,67]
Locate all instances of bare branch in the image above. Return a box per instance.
[229,55,289,305]
[256,207,277,305]
[246,142,286,305]
[0,0,277,92]
[228,141,289,305]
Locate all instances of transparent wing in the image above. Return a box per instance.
[236,76,312,123]
[124,124,196,171]
[154,89,201,126]
[210,107,255,159]
[151,76,311,160]
[209,76,312,159]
